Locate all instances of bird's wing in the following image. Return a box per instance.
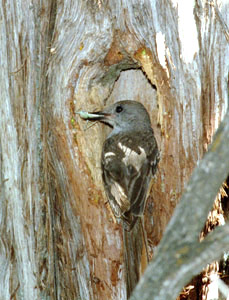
[102,147,130,218]
[101,132,159,225]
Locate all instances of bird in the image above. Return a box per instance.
[78,100,159,297]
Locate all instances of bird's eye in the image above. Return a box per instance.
[116,105,123,113]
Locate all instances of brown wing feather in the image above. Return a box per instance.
[101,130,159,228]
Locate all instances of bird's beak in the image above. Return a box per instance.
[87,110,116,127]
[76,109,115,127]
[76,110,110,120]
[87,111,112,121]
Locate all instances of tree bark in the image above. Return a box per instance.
[0,0,228,299]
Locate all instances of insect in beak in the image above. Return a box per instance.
[75,111,104,120]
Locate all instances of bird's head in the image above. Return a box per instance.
[86,100,152,136]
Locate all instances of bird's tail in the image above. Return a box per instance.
[122,218,148,299]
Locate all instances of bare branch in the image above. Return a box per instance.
[130,109,229,300]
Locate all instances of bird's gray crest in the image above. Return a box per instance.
[78,100,153,137]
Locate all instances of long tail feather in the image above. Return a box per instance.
[122,218,148,298]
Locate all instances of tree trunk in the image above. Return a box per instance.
[0,0,228,299]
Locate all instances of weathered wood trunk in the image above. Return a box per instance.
[0,0,228,299]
